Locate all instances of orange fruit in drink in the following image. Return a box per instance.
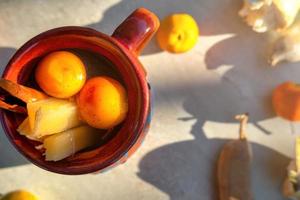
[35,51,86,98]
[156,13,199,53]
[76,76,128,129]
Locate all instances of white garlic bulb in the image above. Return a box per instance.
[239,0,300,32]
[270,20,300,66]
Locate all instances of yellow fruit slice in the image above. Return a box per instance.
[27,98,82,138]
[43,125,102,161]
[1,190,38,200]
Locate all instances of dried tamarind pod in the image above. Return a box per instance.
[218,113,253,200]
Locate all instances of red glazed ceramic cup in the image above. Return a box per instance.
[0,8,159,174]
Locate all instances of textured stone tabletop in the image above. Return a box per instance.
[0,0,298,199]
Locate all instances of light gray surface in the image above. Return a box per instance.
[0,0,298,199]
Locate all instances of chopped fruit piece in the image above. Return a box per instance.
[35,51,86,98]
[27,98,82,138]
[43,125,102,161]
[77,76,128,129]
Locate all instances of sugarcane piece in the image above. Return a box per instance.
[26,98,83,138]
[17,117,42,141]
[43,125,102,161]
[218,113,253,200]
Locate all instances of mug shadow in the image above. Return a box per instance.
[0,47,29,168]
[85,0,244,56]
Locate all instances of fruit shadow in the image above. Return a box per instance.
[137,83,290,200]
[0,47,29,168]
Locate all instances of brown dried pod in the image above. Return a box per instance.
[218,113,253,200]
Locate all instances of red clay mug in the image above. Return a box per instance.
[0,8,159,174]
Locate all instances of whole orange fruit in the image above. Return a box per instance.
[273,82,300,121]
[35,51,86,98]
[156,13,199,53]
[1,190,38,200]
[76,76,128,129]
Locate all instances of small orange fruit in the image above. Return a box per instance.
[273,82,300,121]
[76,76,128,129]
[35,51,86,98]
[156,13,199,53]
[1,190,38,200]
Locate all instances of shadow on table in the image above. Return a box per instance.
[86,0,240,56]
[0,2,294,195]
[125,0,296,199]
[137,80,289,199]
[0,47,29,168]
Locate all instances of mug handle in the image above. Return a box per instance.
[112,8,160,55]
